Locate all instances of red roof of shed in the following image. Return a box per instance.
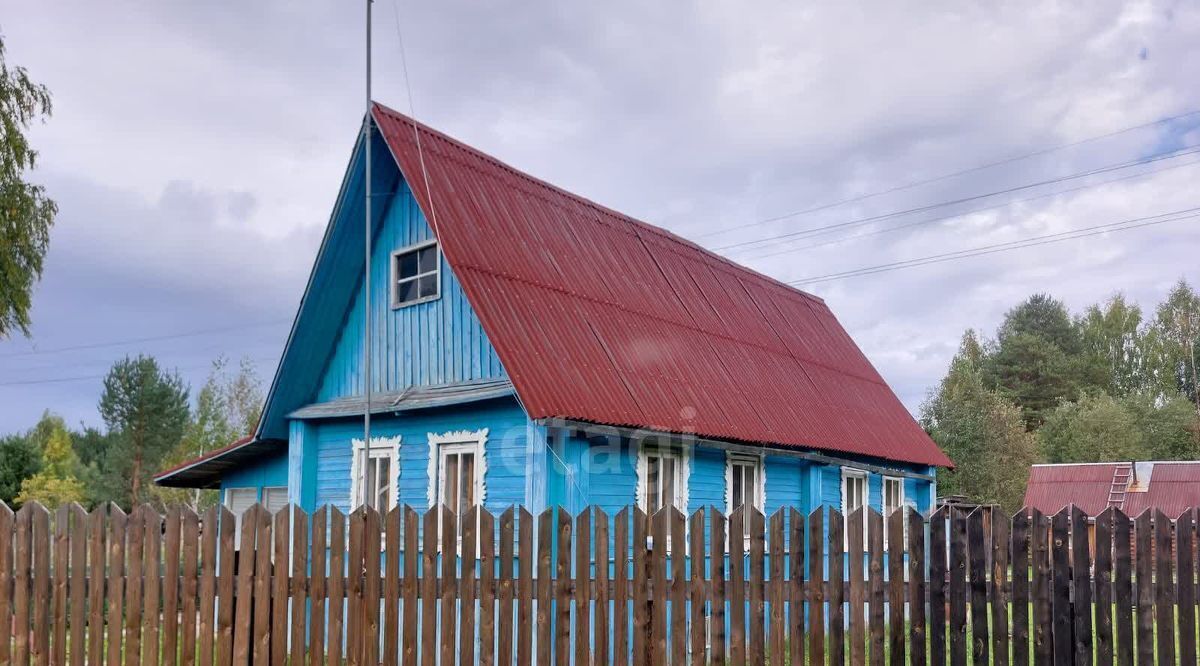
[1024,462,1200,517]
[372,103,951,468]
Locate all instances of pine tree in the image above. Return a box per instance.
[97,355,189,508]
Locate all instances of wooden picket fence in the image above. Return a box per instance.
[0,501,1197,665]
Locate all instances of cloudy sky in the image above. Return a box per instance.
[2,0,1199,435]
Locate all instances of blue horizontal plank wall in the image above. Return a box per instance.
[316,177,505,402]
[219,450,288,497]
[310,397,528,516]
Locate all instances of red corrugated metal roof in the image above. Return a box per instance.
[1024,462,1200,517]
[371,103,951,468]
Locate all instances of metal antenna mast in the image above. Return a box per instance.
[362,0,374,507]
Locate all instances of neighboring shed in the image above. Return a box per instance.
[1024,461,1200,517]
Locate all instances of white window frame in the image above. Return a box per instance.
[841,468,869,549]
[881,475,905,549]
[390,239,441,309]
[224,487,258,548]
[636,445,689,515]
[261,486,289,515]
[427,429,488,547]
[725,452,765,546]
[350,435,401,512]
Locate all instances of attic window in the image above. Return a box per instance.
[391,240,440,308]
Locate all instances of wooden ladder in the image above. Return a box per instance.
[1107,463,1132,508]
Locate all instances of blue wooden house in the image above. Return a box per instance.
[155,103,951,534]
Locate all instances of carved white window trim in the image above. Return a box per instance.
[427,428,489,510]
[349,435,401,512]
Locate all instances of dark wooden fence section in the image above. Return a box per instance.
[0,501,1196,665]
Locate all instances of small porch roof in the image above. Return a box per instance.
[154,436,286,489]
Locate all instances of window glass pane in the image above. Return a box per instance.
[397,251,418,279]
[646,456,660,513]
[461,453,475,508]
[262,487,289,514]
[445,454,459,514]
[397,279,418,304]
[745,466,756,507]
[418,274,438,298]
[418,245,437,273]
[732,467,743,510]
[376,458,391,509]
[663,458,676,510]
[364,456,378,508]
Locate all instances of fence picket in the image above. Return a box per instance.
[1009,510,1029,666]
[310,507,328,666]
[536,509,553,665]
[68,506,89,666]
[402,507,420,666]
[574,508,591,666]
[888,508,905,666]
[808,508,826,666]
[1050,509,1071,666]
[788,508,805,666]
[0,503,11,666]
[479,508,496,666]
[1178,509,1197,666]
[291,508,310,666]
[869,509,885,666]
[142,509,163,666]
[556,508,572,666]
[830,509,847,666]
[86,506,105,666]
[1153,509,1174,665]
[123,506,143,666]
[460,507,477,666]
[161,508,181,666]
[215,506,237,666]
[991,511,1009,666]
[51,506,67,666]
[419,508,437,666]
[1111,509,1133,666]
[1134,510,1153,665]
[271,508,289,666]
[516,507,533,666]
[328,507,347,666]
[1094,508,1114,666]
[1030,509,1052,664]
[384,507,400,666]
[767,510,784,666]
[748,509,765,666]
[948,508,967,666]
[1070,506,1093,664]
[687,509,703,666]
[849,507,868,666]
[906,507,925,666]
[709,508,726,666]
[967,509,987,666]
[345,510,362,666]
[251,507,272,666]
[180,509,199,666]
[595,508,610,666]
[361,508,381,666]
[649,509,667,665]
[727,506,745,666]
[31,505,51,666]
[15,505,33,666]
[497,508,516,666]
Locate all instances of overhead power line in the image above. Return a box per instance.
[789,206,1200,286]
[714,143,1200,254]
[0,355,281,389]
[740,155,1200,262]
[0,318,291,360]
[695,106,1200,239]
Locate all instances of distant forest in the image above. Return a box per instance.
[922,278,1200,511]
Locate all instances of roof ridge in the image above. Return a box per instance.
[371,101,825,304]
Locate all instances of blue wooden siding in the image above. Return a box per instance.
[309,397,528,515]
[316,178,505,401]
[219,450,288,492]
